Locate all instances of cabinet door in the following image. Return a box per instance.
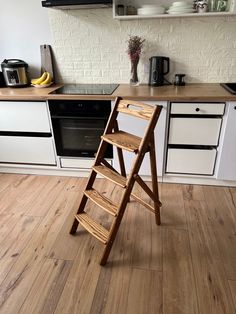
[169,117,222,145]
[167,148,216,175]
[0,136,56,165]
[216,102,236,181]
[0,101,51,132]
[113,101,167,177]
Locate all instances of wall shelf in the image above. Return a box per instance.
[114,11,236,20]
[113,0,236,20]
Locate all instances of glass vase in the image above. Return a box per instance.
[130,58,140,86]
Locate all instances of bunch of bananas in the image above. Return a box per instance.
[31,71,53,86]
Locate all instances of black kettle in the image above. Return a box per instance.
[148,56,170,86]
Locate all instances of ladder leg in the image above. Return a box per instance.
[149,134,161,225]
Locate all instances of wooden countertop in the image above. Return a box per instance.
[0,83,235,101]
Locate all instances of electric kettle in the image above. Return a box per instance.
[148,56,170,86]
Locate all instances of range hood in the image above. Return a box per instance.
[42,0,112,9]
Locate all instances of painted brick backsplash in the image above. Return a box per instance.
[48,9,236,84]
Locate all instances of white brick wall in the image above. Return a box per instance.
[48,8,236,84]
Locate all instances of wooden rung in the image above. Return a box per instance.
[93,165,126,188]
[131,192,162,213]
[102,130,141,153]
[75,213,109,244]
[84,188,118,216]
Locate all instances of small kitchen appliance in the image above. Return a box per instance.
[174,73,185,86]
[148,56,170,86]
[1,59,29,87]
[0,72,5,87]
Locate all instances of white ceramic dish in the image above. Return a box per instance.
[172,1,191,6]
[31,82,53,88]
[168,5,193,10]
[138,7,165,15]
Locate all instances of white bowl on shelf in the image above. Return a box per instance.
[138,6,165,15]
[171,1,192,6]
[168,5,193,10]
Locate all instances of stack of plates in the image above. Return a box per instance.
[167,1,195,14]
[138,4,165,15]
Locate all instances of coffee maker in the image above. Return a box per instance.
[148,56,170,86]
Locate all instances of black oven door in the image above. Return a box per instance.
[52,117,113,158]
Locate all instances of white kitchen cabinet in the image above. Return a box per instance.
[0,100,56,166]
[216,102,236,181]
[0,136,56,165]
[167,148,216,175]
[166,101,225,176]
[113,100,167,177]
[168,117,222,146]
[170,102,225,115]
[0,101,51,132]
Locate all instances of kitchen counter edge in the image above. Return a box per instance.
[0,83,236,101]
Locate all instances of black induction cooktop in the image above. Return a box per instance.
[220,83,236,94]
[51,84,119,95]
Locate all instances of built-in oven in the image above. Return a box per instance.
[48,99,113,159]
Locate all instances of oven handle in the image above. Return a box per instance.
[50,115,108,120]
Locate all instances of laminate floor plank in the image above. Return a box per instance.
[0,175,51,216]
[0,212,23,245]
[0,215,41,285]
[0,174,33,214]
[160,183,187,229]
[99,208,137,314]
[0,173,23,194]
[19,258,72,314]
[203,186,236,280]
[129,183,163,271]
[48,178,87,261]
[25,175,70,217]
[229,188,236,206]
[184,198,235,314]
[182,184,205,201]
[126,268,162,314]
[0,177,79,313]
[54,235,103,314]
[163,228,198,314]
[228,280,236,311]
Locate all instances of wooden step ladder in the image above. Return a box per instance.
[70,97,163,265]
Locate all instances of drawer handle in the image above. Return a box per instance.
[195,108,200,112]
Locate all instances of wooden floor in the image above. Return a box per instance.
[0,173,236,314]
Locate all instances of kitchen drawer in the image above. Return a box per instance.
[166,148,216,175]
[0,101,51,132]
[171,102,225,115]
[0,136,56,165]
[60,158,112,169]
[168,117,222,145]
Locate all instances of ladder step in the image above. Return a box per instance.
[84,188,118,216]
[93,165,126,188]
[75,212,109,244]
[102,130,141,153]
